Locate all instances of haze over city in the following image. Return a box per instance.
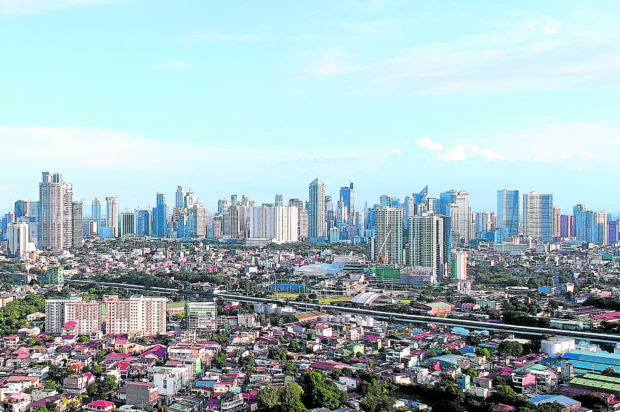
[2,0,620,212]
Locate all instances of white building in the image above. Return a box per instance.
[104,295,166,335]
[7,221,34,258]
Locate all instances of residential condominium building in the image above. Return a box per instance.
[104,295,167,336]
[409,213,448,281]
[308,178,327,241]
[374,206,403,264]
[497,189,519,240]
[38,172,74,251]
[523,192,554,243]
[45,297,100,336]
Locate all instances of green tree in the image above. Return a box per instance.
[602,367,620,377]
[257,386,280,410]
[361,393,396,412]
[43,380,57,390]
[477,348,491,359]
[299,372,348,410]
[78,336,89,343]
[498,341,523,358]
[288,340,301,353]
[214,352,228,369]
[92,364,103,377]
[280,383,306,412]
[283,362,299,376]
[238,355,256,373]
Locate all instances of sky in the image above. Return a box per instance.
[1,0,620,214]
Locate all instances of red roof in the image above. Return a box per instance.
[88,401,115,408]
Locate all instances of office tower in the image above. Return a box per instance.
[72,201,83,248]
[212,214,223,238]
[475,212,496,236]
[275,194,284,207]
[523,192,554,242]
[217,198,229,214]
[379,195,392,207]
[231,194,238,206]
[497,189,519,239]
[452,251,467,281]
[14,200,30,219]
[91,198,102,232]
[1,212,14,241]
[105,197,119,237]
[374,206,403,264]
[339,182,354,225]
[228,205,247,239]
[608,221,619,245]
[39,172,73,251]
[188,204,207,238]
[573,204,592,242]
[104,295,166,335]
[175,186,186,208]
[185,302,217,332]
[441,190,472,246]
[308,178,327,241]
[121,212,135,236]
[7,221,31,258]
[28,201,39,245]
[153,193,168,237]
[560,215,573,238]
[289,198,309,241]
[553,208,562,239]
[409,213,445,280]
[593,211,608,245]
[184,191,198,208]
[136,209,150,236]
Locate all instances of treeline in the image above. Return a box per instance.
[0,294,45,335]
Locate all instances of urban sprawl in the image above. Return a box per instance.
[1,172,620,412]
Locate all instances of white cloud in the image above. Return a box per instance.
[357,16,620,94]
[437,144,503,162]
[298,50,360,76]
[389,148,402,156]
[161,60,192,70]
[415,137,442,152]
[0,0,122,15]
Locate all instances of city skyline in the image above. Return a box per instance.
[1,1,620,213]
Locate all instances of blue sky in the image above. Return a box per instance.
[1,0,620,214]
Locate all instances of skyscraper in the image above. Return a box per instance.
[374,206,403,264]
[175,186,186,208]
[523,192,553,242]
[593,211,608,245]
[339,182,354,225]
[441,190,472,246]
[135,209,150,236]
[121,212,135,236]
[409,213,445,280]
[153,193,168,237]
[39,172,73,251]
[91,198,102,231]
[573,204,592,242]
[106,197,119,237]
[308,178,326,241]
[71,201,83,248]
[497,189,519,239]
[275,194,284,207]
[14,200,30,219]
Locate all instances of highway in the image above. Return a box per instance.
[217,293,620,344]
[68,279,620,343]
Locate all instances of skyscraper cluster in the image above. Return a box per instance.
[3,172,620,264]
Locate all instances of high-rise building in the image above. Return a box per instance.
[497,189,519,239]
[441,190,472,246]
[593,211,608,245]
[121,212,135,236]
[104,295,166,335]
[409,213,445,280]
[560,215,573,238]
[339,182,354,225]
[106,197,119,237]
[308,178,326,241]
[47,266,64,285]
[14,200,30,219]
[573,204,593,242]
[452,251,468,281]
[185,301,217,332]
[153,193,168,237]
[188,204,207,238]
[608,220,619,245]
[523,192,554,242]
[39,172,73,251]
[7,221,32,258]
[45,297,101,336]
[91,198,102,232]
[136,209,150,236]
[553,207,562,239]
[374,206,403,264]
[289,198,308,241]
[72,201,83,248]
[175,186,186,208]
[275,194,284,207]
